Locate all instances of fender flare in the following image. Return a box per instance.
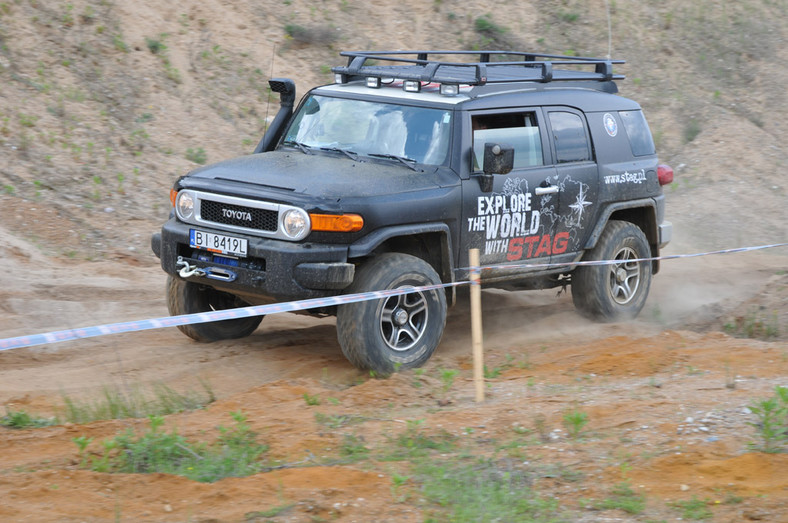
[348,223,455,286]
[584,199,658,250]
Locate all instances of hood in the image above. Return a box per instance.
[185,151,455,199]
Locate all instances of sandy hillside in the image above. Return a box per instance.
[0,0,787,521]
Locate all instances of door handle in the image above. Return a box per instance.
[534,185,559,195]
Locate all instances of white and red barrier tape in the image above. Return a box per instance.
[0,242,785,352]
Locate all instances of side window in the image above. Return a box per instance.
[619,110,656,156]
[472,112,544,170]
[548,111,591,163]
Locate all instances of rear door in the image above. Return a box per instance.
[542,108,600,265]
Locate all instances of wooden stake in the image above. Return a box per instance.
[469,248,484,403]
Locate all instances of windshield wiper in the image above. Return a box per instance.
[283,140,312,154]
[368,153,419,172]
[320,147,360,161]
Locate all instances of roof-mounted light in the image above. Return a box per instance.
[403,80,421,93]
[366,77,382,88]
[440,83,459,97]
[334,73,348,84]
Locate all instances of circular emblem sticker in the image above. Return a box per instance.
[603,113,618,137]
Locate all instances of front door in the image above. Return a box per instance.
[460,109,562,280]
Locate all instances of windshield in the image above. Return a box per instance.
[282,94,452,166]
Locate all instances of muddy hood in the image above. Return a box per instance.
[184,151,455,198]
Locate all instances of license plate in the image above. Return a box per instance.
[190,229,248,257]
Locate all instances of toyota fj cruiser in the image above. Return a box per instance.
[151,50,673,373]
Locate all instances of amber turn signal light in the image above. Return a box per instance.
[169,188,178,207]
[309,213,364,233]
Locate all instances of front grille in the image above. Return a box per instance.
[201,199,278,231]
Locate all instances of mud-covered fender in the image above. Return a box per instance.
[348,223,455,303]
[584,198,657,250]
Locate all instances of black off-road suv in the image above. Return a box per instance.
[151,50,673,372]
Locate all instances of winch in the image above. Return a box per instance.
[175,256,237,282]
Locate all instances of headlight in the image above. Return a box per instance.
[281,208,310,239]
[176,191,194,220]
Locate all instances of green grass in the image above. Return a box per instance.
[145,35,168,55]
[4,381,211,429]
[439,368,459,394]
[302,393,321,406]
[283,23,337,46]
[59,380,216,424]
[683,119,702,143]
[245,504,295,519]
[724,309,780,339]
[562,409,589,439]
[112,34,129,52]
[558,11,580,23]
[474,15,507,36]
[18,113,38,127]
[0,408,57,429]
[418,458,561,522]
[339,433,370,461]
[143,33,181,83]
[78,411,267,482]
[592,481,646,514]
[284,23,308,40]
[186,147,207,164]
[483,364,502,379]
[485,355,515,379]
[314,412,365,429]
[380,419,456,461]
[748,385,788,453]
[669,496,713,520]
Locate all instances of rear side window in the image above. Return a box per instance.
[619,110,656,156]
[548,111,591,163]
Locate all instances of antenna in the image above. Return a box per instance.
[603,0,612,59]
[263,45,276,138]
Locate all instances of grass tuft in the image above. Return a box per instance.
[669,496,713,520]
[1,408,57,429]
[592,481,646,514]
[563,409,589,439]
[59,380,216,424]
[418,458,561,522]
[381,419,456,461]
[78,411,267,482]
[724,309,780,339]
[186,147,207,164]
[748,385,788,453]
[284,23,337,46]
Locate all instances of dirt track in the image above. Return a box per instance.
[1,225,787,521]
[1,225,784,409]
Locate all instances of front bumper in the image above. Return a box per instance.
[152,219,355,302]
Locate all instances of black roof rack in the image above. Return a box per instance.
[332,50,625,86]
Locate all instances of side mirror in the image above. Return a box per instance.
[478,143,514,192]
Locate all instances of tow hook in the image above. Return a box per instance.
[176,256,206,278]
[175,257,237,282]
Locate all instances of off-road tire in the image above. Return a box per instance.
[572,220,652,322]
[336,253,447,373]
[166,276,262,342]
